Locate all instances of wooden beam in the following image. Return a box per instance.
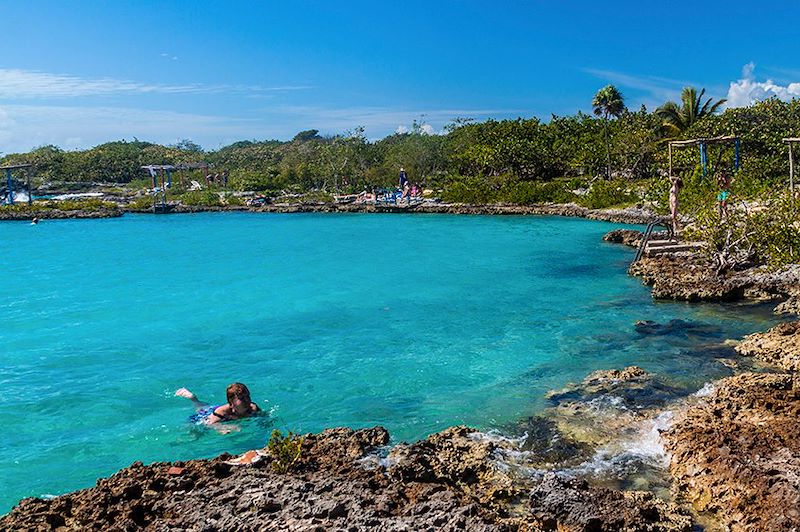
[668,142,673,179]
[669,135,739,149]
[790,142,794,196]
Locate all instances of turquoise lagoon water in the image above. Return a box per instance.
[0,212,779,513]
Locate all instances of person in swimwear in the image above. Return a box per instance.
[669,175,683,234]
[717,168,732,222]
[176,383,260,430]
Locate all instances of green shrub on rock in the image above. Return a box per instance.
[267,429,303,473]
[178,190,222,207]
[578,179,638,209]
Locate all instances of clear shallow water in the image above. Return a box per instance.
[0,212,779,513]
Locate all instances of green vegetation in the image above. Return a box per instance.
[688,191,800,272]
[177,190,223,207]
[656,87,727,137]
[3,90,799,266]
[0,198,120,212]
[592,85,626,179]
[267,429,303,473]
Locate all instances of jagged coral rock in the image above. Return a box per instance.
[664,373,800,531]
[736,320,800,371]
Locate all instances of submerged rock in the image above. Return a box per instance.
[736,320,800,371]
[546,366,681,413]
[664,372,800,531]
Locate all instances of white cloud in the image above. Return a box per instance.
[420,124,435,135]
[395,125,409,134]
[0,69,311,99]
[583,68,691,106]
[725,62,800,108]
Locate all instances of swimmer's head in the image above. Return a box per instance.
[226,382,252,414]
[226,382,251,403]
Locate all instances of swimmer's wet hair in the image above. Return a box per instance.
[226,382,251,403]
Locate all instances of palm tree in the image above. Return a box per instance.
[592,85,626,178]
[656,87,727,137]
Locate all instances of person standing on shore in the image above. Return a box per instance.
[399,167,408,190]
[669,175,683,235]
[717,168,732,222]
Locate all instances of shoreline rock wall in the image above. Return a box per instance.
[1,425,692,531]
[664,373,800,530]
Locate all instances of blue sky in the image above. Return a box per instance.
[0,1,798,153]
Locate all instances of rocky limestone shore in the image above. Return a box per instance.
[1,424,692,531]
[125,201,664,225]
[0,208,123,220]
[664,373,800,530]
[614,234,800,307]
[735,320,800,371]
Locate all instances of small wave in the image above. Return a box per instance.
[693,382,716,397]
[489,410,675,492]
[357,445,397,470]
[467,429,528,447]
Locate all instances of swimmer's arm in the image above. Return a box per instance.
[175,387,207,409]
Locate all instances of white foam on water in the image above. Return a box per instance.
[693,382,716,397]
[568,410,674,478]
[468,429,528,447]
[585,394,628,413]
[358,447,398,470]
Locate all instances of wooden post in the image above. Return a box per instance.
[790,142,794,198]
[6,169,12,205]
[668,143,673,179]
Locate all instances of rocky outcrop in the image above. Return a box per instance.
[663,373,800,531]
[603,229,645,247]
[2,424,692,531]
[736,320,800,371]
[628,254,743,301]
[528,474,691,532]
[123,201,664,223]
[775,296,800,316]
[628,252,800,304]
[0,208,122,220]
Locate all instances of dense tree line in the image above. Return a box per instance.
[3,94,799,204]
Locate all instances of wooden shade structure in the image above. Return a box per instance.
[668,136,740,180]
[141,162,209,213]
[783,138,800,195]
[1,163,33,205]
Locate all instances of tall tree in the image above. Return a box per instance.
[656,87,727,136]
[592,85,626,178]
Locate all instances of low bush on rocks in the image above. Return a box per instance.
[267,429,303,473]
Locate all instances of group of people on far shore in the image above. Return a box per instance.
[669,167,733,234]
[204,171,229,186]
[350,167,422,205]
[398,167,421,204]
